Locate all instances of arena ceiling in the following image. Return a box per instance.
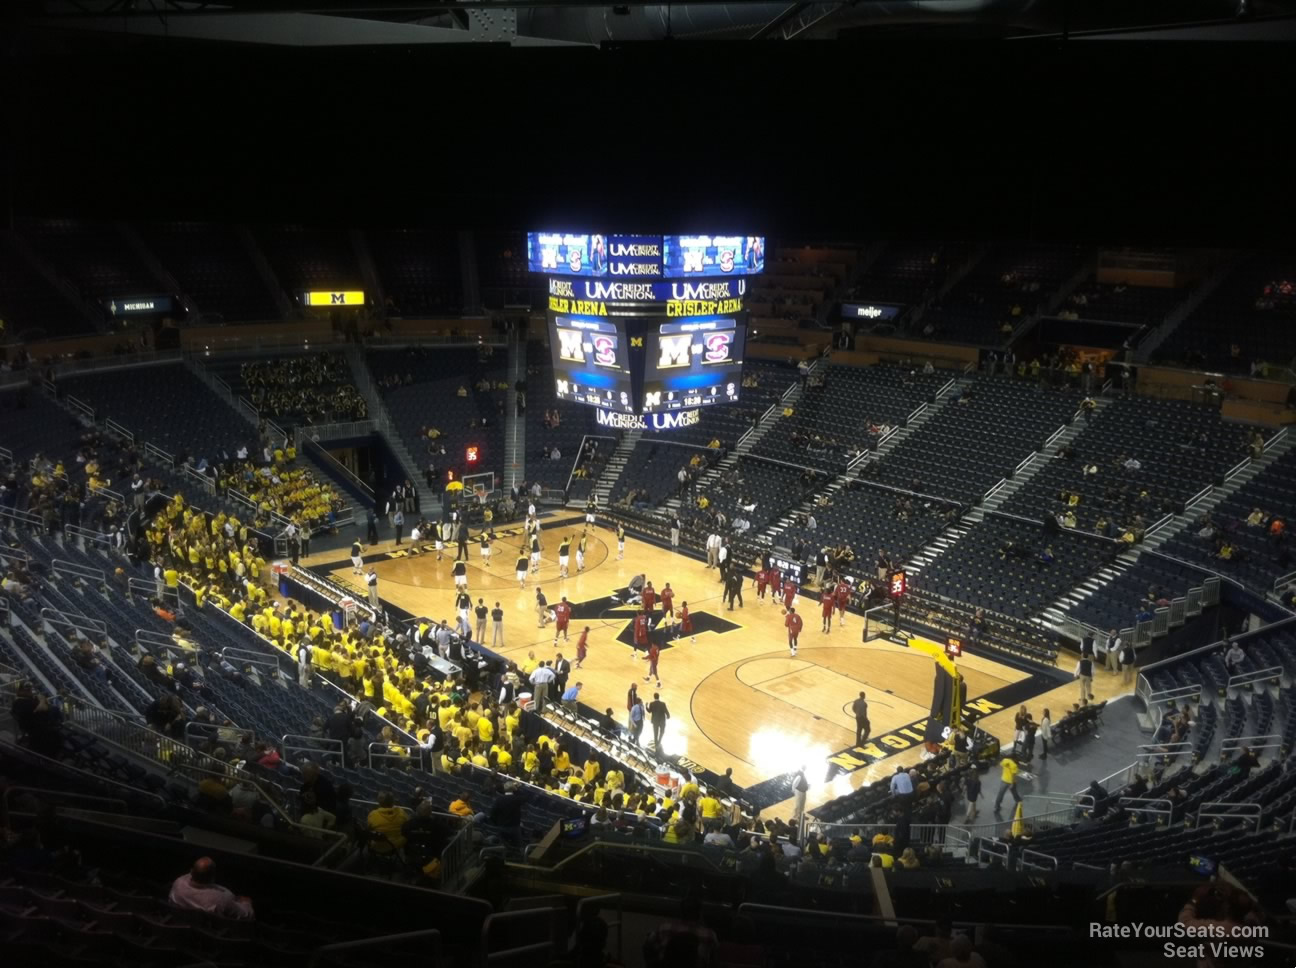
[11,0,1296,46]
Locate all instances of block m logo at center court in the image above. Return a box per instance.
[825,697,1005,776]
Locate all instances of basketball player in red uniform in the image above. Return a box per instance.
[553,595,572,644]
[769,566,783,599]
[633,611,650,660]
[821,589,835,633]
[785,606,803,657]
[641,581,656,613]
[575,626,590,668]
[782,579,798,612]
[755,566,768,603]
[834,579,851,627]
[644,642,661,686]
[678,601,694,643]
[660,583,675,634]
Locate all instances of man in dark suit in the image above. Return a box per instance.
[554,653,571,694]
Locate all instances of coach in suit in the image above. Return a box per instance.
[554,654,572,694]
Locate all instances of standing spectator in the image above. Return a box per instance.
[474,598,489,643]
[1074,652,1094,702]
[366,567,380,609]
[647,692,670,746]
[629,695,645,745]
[852,691,870,746]
[1104,628,1121,674]
[994,755,1022,813]
[964,770,982,822]
[491,601,505,647]
[530,661,556,712]
[169,858,254,920]
[1038,708,1053,761]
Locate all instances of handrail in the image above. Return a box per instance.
[182,462,217,494]
[136,627,185,652]
[1141,614,1296,674]
[481,906,564,966]
[1019,847,1058,871]
[1116,796,1175,823]
[52,558,107,584]
[104,418,135,443]
[281,733,344,763]
[64,525,114,549]
[0,731,168,811]
[0,504,45,530]
[65,394,96,420]
[1136,740,1192,761]
[3,785,128,815]
[40,606,108,637]
[302,435,375,500]
[1220,734,1281,754]
[144,441,174,466]
[1273,570,1296,592]
[309,929,442,968]
[1196,802,1262,831]
[736,902,1072,937]
[1228,666,1283,690]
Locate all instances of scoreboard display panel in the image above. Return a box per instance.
[641,315,745,413]
[662,235,765,277]
[548,315,637,414]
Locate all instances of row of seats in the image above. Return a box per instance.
[867,376,1084,504]
[749,363,949,471]
[1002,395,1261,535]
[1066,556,1218,633]
[918,243,1087,345]
[1157,252,1296,373]
[1160,446,1296,591]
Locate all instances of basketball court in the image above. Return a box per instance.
[304,513,1123,817]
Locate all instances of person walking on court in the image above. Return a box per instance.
[530,532,542,575]
[393,508,405,546]
[678,602,694,644]
[785,605,803,657]
[616,523,625,560]
[576,531,587,572]
[994,754,1022,813]
[647,692,670,746]
[480,530,492,567]
[491,601,505,647]
[1075,652,1094,701]
[474,598,489,643]
[1104,628,1121,674]
[366,567,380,608]
[724,569,743,610]
[535,588,549,629]
[660,582,675,634]
[821,589,835,633]
[852,691,870,746]
[1039,708,1052,760]
[644,642,661,687]
[558,535,571,579]
[350,539,365,575]
[553,595,572,644]
[633,611,650,661]
[575,626,590,668]
[515,550,528,589]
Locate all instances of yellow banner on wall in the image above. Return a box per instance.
[303,290,366,307]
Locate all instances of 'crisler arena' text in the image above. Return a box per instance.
[666,299,743,316]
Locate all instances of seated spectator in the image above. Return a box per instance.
[168,857,255,920]
[366,791,409,855]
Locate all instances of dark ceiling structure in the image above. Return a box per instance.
[2,1,1294,241]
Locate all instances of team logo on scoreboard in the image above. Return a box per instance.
[592,334,618,367]
[567,248,583,273]
[557,328,586,364]
[657,334,692,369]
[718,249,735,273]
[703,332,732,364]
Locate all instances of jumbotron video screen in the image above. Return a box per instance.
[546,311,745,415]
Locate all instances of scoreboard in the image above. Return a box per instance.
[536,228,759,420]
[528,232,764,279]
[547,312,744,415]
[642,317,743,413]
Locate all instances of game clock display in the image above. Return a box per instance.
[641,316,744,413]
